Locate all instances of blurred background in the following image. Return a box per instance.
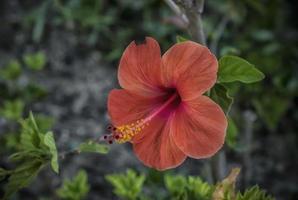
[0,0,297,199]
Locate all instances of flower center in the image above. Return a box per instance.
[103,89,181,144]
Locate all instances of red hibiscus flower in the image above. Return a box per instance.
[105,37,227,170]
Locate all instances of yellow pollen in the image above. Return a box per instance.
[114,119,148,143]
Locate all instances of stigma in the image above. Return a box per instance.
[102,119,149,144]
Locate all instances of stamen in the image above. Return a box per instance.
[104,92,179,144]
[112,119,149,144]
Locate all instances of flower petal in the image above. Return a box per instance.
[172,96,227,158]
[118,37,163,97]
[162,41,218,100]
[108,89,158,126]
[132,115,186,171]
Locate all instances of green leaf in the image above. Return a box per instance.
[56,170,90,200]
[237,186,274,200]
[44,132,59,173]
[187,176,212,200]
[176,35,189,43]
[0,60,22,80]
[0,100,24,121]
[106,169,145,200]
[24,83,48,101]
[164,174,187,198]
[29,111,40,134]
[1,112,59,199]
[164,174,212,200]
[0,168,10,181]
[23,52,47,70]
[78,141,109,154]
[19,113,42,150]
[4,161,45,199]
[34,114,55,133]
[218,55,265,83]
[210,84,233,114]
[9,150,46,162]
[226,117,238,149]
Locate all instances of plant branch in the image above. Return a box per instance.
[58,136,104,160]
[164,0,189,24]
[166,0,206,45]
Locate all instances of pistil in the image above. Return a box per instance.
[103,92,180,144]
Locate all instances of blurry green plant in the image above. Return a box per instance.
[206,0,297,133]
[237,186,274,200]
[23,0,182,61]
[56,170,90,200]
[0,99,24,121]
[0,112,59,199]
[105,169,146,200]
[106,168,274,200]
[23,52,47,71]
[165,175,212,200]
[0,60,22,80]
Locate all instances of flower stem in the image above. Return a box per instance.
[171,0,206,45]
[166,0,227,183]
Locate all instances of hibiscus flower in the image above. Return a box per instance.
[105,37,227,170]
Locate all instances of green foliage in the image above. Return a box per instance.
[236,186,274,200]
[164,175,187,198]
[78,140,109,154]
[44,132,59,173]
[212,168,274,200]
[56,170,90,200]
[0,99,24,121]
[165,175,212,200]
[0,60,22,80]
[23,52,47,71]
[253,95,289,130]
[226,117,238,149]
[4,160,45,199]
[218,55,265,83]
[210,84,233,114]
[1,112,59,199]
[34,114,55,133]
[106,168,275,200]
[105,169,146,200]
[24,83,48,101]
[0,168,10,181]
[176,35,189,43]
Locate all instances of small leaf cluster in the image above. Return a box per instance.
[105,169,146,200]
[0,112,59,199]
[0,51,47,81]
[23,52,47,71]
[165,175,212,200]
[0,53,49,152]
[56,170,90,200]
[106,168,274,200]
